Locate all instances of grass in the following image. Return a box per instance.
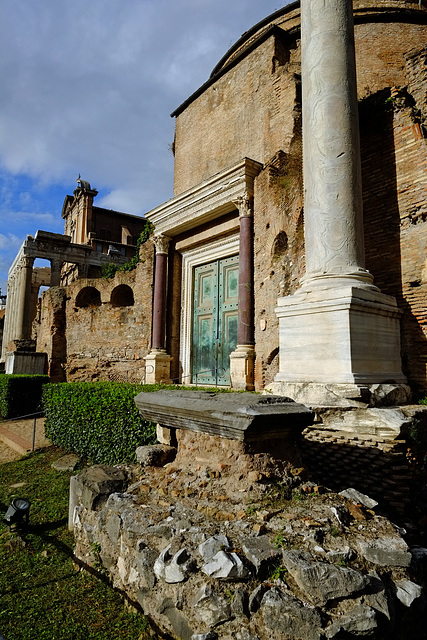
[0,446,159,640]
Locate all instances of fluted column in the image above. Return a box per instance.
[145,234,172,384]
[15,256,35,340]
[230,192,255,390]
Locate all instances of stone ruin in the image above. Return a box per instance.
[69,391,426,640]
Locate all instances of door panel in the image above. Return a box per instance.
[192,255,238,385]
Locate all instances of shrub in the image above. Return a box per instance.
[0,374,49,419]
[42,381,162,464]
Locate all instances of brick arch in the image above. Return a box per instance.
[110,284,134,307]
[75,286,101,308]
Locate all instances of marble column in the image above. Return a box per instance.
[15,256,35,341]
[50,258,63,287]
[271,0,408,406]
[230,193,255,391]
[145,234,172,384]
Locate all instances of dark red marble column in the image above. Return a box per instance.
[237,197,254,346]
[151,235,170,350]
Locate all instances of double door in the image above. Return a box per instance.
[192,255,238,385]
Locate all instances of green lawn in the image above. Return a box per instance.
[0,447,159,640]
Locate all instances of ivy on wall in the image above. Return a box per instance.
[101,221,154,279]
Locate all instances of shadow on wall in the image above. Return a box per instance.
[360,88,427,393]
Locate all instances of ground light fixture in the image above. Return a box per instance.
[3,497,31,527]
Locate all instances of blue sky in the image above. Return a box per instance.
[0,0,290,295]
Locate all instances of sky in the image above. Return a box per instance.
[0,0,292,295]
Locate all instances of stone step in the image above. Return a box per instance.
[0,426,31,455]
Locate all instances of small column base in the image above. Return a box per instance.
[229,344,255,391]
[144,349,172,384]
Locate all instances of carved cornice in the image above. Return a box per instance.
[146,158,262,237]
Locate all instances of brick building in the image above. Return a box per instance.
[145,0,426,394]
[4,1,426,393]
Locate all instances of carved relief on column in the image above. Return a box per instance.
[301,0,374,289]
[233,191,253,219]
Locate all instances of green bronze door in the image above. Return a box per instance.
[192,255,238,385]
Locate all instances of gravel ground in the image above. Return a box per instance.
[0,418,51,464]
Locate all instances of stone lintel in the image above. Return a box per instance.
[135,391,314,442]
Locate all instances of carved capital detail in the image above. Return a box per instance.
[20,256,35,269]
[153,234,171,255]
[233,191,253,218]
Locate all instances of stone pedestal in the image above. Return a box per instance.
[272,0,406,405]
[144,349,172,384]
[271,286,408,406]
[5,351,47,375]
[230,344,255,391]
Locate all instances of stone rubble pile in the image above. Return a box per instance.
[70,456,426,640]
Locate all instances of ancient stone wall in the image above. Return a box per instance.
[36,240,154,382]
[173,34,300,195]
[361,46,427,391]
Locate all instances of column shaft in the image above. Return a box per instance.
[301,0,370,285]
[152,252,168,350]
[15,257,34,340]
[237,214,254,346]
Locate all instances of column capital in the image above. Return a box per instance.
[153,234,171,255]
[233,191,253,218]
[20,255,35,269]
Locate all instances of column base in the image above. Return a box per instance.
[144,349,172,385]
[271,285,407,406]
[229,344,255,391]
[5,351,47,376]
[265,381,411,408]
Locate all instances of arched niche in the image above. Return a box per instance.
[110,284,134,307]
[75,286,101,308]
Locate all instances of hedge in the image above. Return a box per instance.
[0,374,49,420]
[42,381,164,464]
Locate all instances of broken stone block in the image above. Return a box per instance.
[136,444,177,467]
[261,587,323,640]
[198,534,230,563]
[201,550,250,580]
[158,597,194,640]
[231,586,249,618]
[241,535,281,578]
[282,550,371,606]
[154,545,172,580]
[192,584,232,627]
[357,537,412,567]
[248,584,269,613]
[393,579,423,607]
[164,548,195,584]
[339,488,378,509]
[156,424,177,446]
[75,465,126,511]
[326,604,379,638]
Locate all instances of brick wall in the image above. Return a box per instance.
[361,45,427,391]
[36,240,154,382]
